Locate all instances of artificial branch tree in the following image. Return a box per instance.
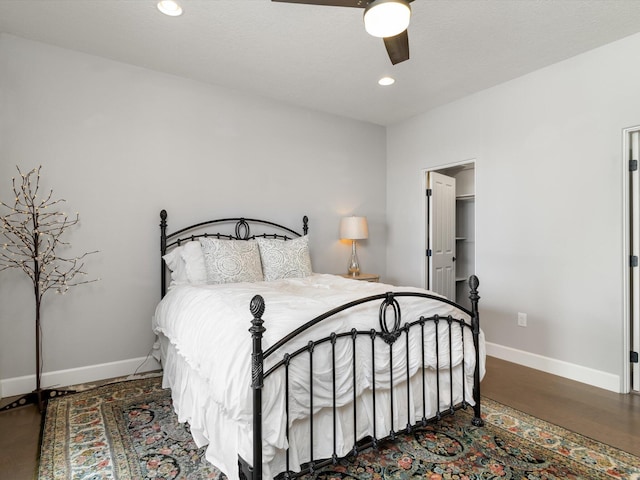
[0,166,97,412]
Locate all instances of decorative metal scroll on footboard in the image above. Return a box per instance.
[238,276,483,480]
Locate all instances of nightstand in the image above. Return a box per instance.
[339,273,380,282]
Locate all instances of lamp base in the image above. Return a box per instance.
[347,240,361,276]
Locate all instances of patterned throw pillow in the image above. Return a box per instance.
[256,236,313,281]
[199,238,264,284]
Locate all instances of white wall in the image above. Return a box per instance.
[386,32,640,392]
[0,34,387,394]
[4,30,638,396]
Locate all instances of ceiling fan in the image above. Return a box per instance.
[272,0,413,65]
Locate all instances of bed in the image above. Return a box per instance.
[153,210,485,480]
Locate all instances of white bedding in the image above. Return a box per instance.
[153,273,485,480]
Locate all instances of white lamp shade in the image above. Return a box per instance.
[363,0,411,38]
[340,216,369,240]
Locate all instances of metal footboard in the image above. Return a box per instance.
[239,275,482,480]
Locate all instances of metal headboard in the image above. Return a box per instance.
[159,209,309,297]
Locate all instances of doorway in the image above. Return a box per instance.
[425,162,475,309]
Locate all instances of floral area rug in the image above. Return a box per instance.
[38,376,222,480]
[38,375,640,480]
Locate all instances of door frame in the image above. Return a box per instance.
[422,159,476,291]
[623,125,640,394]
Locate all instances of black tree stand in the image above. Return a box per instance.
[1,285,75,413]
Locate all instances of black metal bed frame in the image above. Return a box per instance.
[159,210,483,480]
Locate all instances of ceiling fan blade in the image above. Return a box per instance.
[272,0,366,7]
[272,0,414,6]
[383,29,409,65]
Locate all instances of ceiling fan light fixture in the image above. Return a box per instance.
[364,0,411,38]
[157,0,183,17]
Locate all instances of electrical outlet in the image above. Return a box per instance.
[517,312,527,327]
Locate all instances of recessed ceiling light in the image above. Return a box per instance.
[157,0,183,16]
[378,76,395,86]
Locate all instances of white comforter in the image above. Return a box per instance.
[153,273,485,479]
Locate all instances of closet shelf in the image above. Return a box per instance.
[456,193,475,200]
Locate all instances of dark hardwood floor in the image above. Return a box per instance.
[0,399,41,480]
[0,356,638,480]
[481,357,640,457]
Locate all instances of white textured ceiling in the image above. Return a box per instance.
[1,0,640,125]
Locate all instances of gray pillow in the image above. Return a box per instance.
[199,238,263,284]
[257,236,312,281]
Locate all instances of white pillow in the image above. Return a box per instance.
[181,241,207,284]
[256,236,313,281]
[199,238,264,284]
[162,241,207,287]
[163,248,188,286]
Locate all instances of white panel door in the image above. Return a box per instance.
[631,130,640,392]
[427,171,456,300]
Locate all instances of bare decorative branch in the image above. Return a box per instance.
[0,166,98,301]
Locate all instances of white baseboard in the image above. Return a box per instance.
[0,356,162,398]
[486,342,622,393]
[2,345,622,397]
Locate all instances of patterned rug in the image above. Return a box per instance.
[38,376,640,480]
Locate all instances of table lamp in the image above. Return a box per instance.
[340,216,369,276]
